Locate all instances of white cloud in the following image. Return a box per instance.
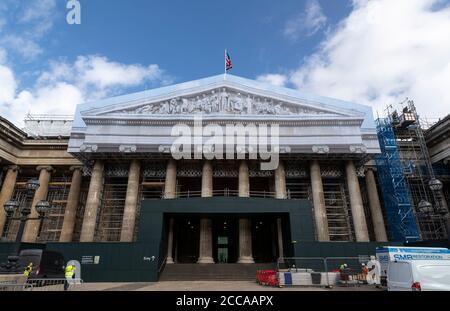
[256,74,288,87]
[0,55,170,127]
[8,83,84,124]
[74,56,164,89]
[18,0,57,37]
[0,48,7,63]
[0,65,17,104]
[274,0,450,119]
[1,35,43,60]
[284,0,327,40]
[38,55,170,99]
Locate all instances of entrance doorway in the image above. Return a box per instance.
[175,218,199,263]
[212,217,238,263]
[252,217,279,263]
[172,215,282,264]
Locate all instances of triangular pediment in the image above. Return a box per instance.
[87,89,364,122]
[78,75,367,121]
[96,87,346,117]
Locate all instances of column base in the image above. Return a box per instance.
[166,257,174,264]
[237,256,255,264]
[197,257,215,264]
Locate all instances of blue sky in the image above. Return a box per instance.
[1,0,450,126]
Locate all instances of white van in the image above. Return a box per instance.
[387,260,450,291]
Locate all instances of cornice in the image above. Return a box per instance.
[82,117,364,127]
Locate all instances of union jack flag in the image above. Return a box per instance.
[225,52,233,71]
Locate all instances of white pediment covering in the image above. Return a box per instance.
[94,87,352,118]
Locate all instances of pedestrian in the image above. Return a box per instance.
[23,262,33,277]
[339,263,349,283]
[64,264,76,291]
[367,256,381,286]
[361,263,369,283]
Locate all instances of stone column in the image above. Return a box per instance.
[120,160,141,242]
[239,161,250,197]
[166,218,175,264]
[310,160,330,241]
[0,165,19,234]
[201,161,213,198]
[345,160,370,242]
[274,161,287,199]
[238,161,254,263]
[80,161,104,242]
[164,160,177,199]
[59,166,83,242]
[198,161,214,264]
[22,166,53,243]
[238,218,254,263]
[164,159,177,263]
[274,162,286,262]
[277,218,284,262]
[365,168,388,242]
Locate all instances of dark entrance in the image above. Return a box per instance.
[175,218,199,263]
[252,217,279,263]
[173,213,285,264]
[212,217,238,263]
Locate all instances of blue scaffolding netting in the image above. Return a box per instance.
[375,118,421,242]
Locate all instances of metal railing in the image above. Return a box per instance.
[0,278,84,291]
[169,189,276,199]
[0,283,33,291]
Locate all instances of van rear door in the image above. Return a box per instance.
[387,261,413,291]
[414,263,450,291]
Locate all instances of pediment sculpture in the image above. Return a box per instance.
[103,88,335,116]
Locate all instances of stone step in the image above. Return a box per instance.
[159,263,276,281]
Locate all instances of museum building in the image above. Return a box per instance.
[2,74,442,281]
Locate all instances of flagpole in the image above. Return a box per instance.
[224,49,227,79]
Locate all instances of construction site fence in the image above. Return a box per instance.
[276,257,378,288]
[0,278,84,291]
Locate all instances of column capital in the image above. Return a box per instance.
[36,165,54,173]
[364,166,376,173]
[4,165,20,172]
[70,165,84,172]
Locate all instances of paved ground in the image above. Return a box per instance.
[70,281,383,291]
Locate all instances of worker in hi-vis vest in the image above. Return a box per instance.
[23,263,33,277]
[64,264,76,291]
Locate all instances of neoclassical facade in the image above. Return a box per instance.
[1,75,391,264]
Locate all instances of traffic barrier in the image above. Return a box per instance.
[256,270,278,287]
[27,278,84,291]
[0,278,84,291]
[274,256,379,288]
[276,258,328,287]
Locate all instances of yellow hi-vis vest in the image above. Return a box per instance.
[24,264,33,277]
[65,265,75,278]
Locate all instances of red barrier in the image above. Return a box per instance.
[256,270,279,287]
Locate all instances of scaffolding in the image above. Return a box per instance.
[38,178,72,242]
[1,178,32,241]
[286,179,354,241]
[376,99,448,242]
[95,177,127,242]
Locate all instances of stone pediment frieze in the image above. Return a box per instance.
[96,88,350,118]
